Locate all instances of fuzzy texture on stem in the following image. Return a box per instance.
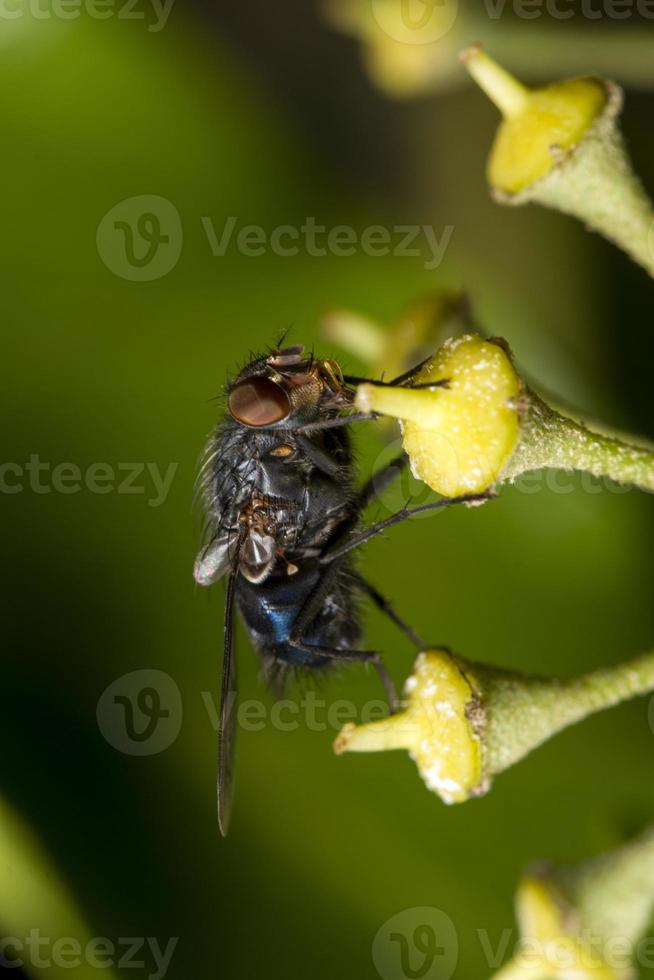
[354,333,654,496]
[505,388,654,493]
[334,648,654,806]
[477,650,654,775]
[491,829,654,978]
[462,46,654,277]
[496,84,654,278]
[356,334,522,495]
[551,827,654,950]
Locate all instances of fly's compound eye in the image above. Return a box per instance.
[228,377,291,427]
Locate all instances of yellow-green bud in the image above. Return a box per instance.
[334,647,654,810]
[462,44,607,195]
[356,334,522,496]
[334,650,485,804]
[461,45,654,277]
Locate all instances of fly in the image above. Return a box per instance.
[194,341,486,834]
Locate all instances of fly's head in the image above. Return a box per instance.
[226,344,350,430]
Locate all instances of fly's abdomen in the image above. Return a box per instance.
[236,561,360,669]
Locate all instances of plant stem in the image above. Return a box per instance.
[514,88,654,278]
[478,650,654,775]
[505,389,654,492]
[557,826,654,946]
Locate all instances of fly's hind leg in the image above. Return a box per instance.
[288,560,398,710]
[288,639,398,711]
[349,572,425,650]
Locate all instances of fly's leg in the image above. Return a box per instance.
[289,640,398,710]
[287,560,398,710]
[342,354,450,389]
[349,572,425,650]
[321,491,493,565]
[297,359,451,436]
[296,412,375,435]
[295,433,344,479]
[356,452,408,511]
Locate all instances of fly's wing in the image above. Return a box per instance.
[194,534,235,587]
[217,567,238,836]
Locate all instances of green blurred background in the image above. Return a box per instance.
[3,2,654,977]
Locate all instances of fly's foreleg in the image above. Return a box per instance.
[356,452,408,511]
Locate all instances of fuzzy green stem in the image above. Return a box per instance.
[478,650,654,776]
[555,827,654,946]
[493,82,654,278]
[504,389,654,492]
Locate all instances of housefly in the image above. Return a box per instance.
[194,341,485,834]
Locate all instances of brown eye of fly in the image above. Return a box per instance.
[228,377,291,426]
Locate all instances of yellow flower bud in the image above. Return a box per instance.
[491,829,654,977]
[334,649,484,804]
[493,877,625,978]
[335,645,654,811]
[461,45,654,277]
[462,44,607,195]
[355,334,522,496]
